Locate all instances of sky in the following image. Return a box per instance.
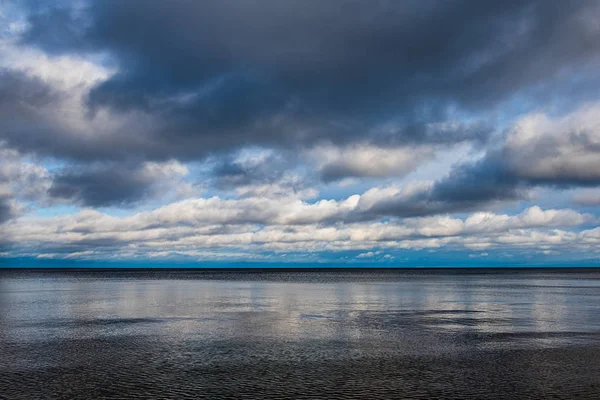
[1,0,600,267]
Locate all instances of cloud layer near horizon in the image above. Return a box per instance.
[1,0,600,264]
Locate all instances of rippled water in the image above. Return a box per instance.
[1,269,600,399]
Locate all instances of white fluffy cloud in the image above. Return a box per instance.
[2,185,596,260]
[308,143,435,182]
[504,104,600,182]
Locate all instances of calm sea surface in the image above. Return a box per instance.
[1,269,600,399]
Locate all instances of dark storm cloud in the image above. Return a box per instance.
[0,198,15,224]
[13,0,600,160]
[0,69,57,107]
[48,162,186,207]
[0,69,130,162]
[48,166,152,207]
[0,69,61,147]
[2,0,600,216]
[430,157,523,207]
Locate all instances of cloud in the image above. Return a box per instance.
[0,69,64,157]
[502,105,600,185]
[211,148,295,189]
[5,0,598,162]
[459,103,600,193]
[0,144,51,223]
[0,189,20,224]
[350,175,521,219]
[573,189,600,206]
[0,145,51,202]
[356,251,376,259]
[0,57,157,163]
[2,1,600,263]
[365,101,600,217]
[1,183,594,259]
[309,143,435,182]
[48,161,190,207]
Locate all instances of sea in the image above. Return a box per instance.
[1,269,599,399]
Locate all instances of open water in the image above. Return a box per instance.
[1,269,599,399]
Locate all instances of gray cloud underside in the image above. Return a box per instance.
[49,162,187,207]
[427,105,600,208]
[1,0,600,232]
[0,198,16,224]
[4,98,600,214]
[6,0,598,161]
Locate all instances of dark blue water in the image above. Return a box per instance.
[1,269,600,399]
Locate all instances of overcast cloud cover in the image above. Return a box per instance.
[1,0,600,266]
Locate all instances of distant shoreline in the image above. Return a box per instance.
[2,267,600,272]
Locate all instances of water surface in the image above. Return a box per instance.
[1,269,599,399]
